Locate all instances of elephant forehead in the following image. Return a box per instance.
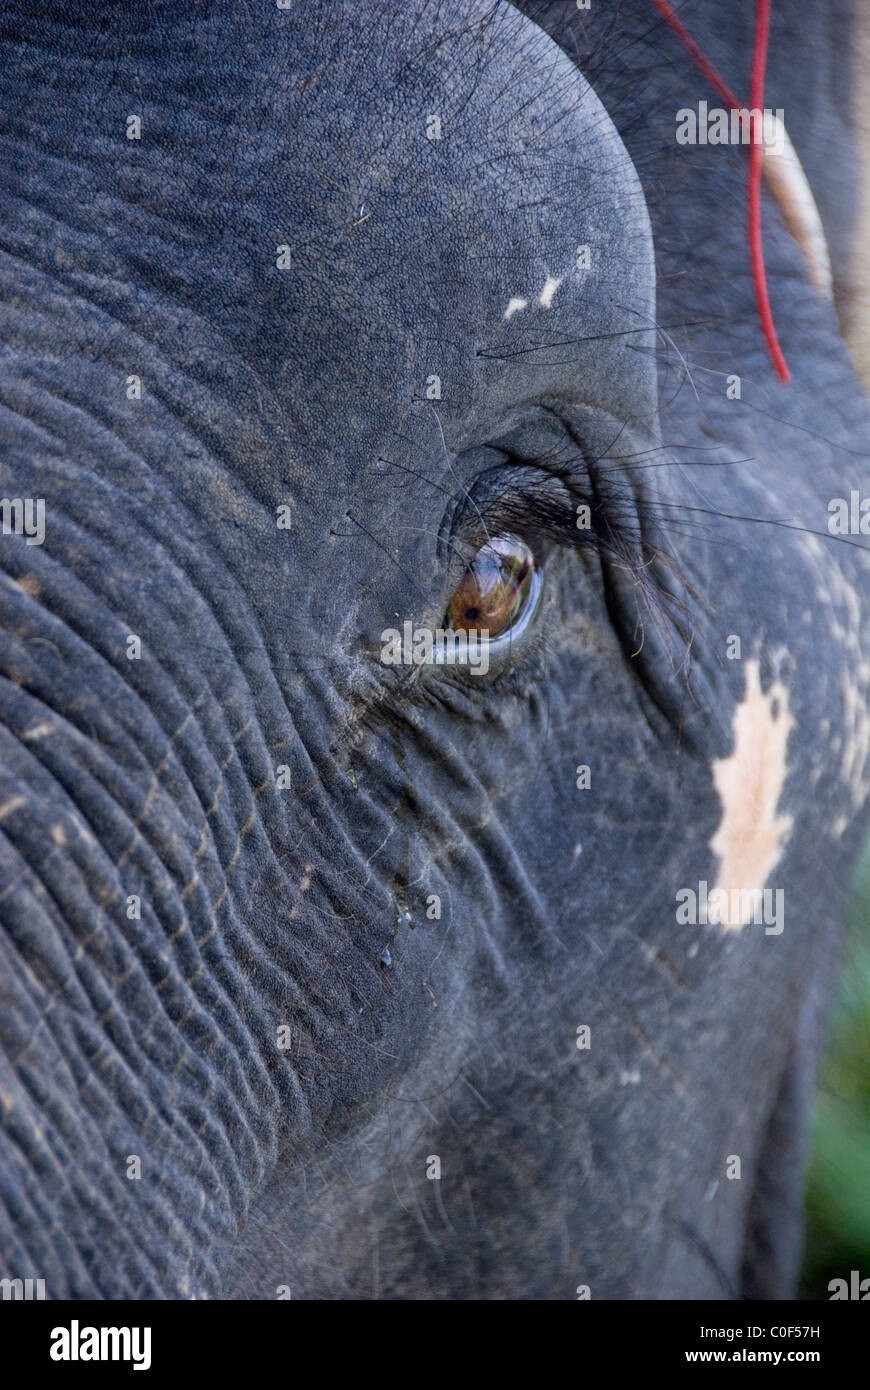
[272,3,655,435]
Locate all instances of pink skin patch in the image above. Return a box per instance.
[709,660,794,929]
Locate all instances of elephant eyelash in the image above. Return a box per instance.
[379,458,693,711]
[455,458,638,566]
[484,462,701,678]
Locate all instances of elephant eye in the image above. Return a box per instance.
[446,534,541,643]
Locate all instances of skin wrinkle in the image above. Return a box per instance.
[0,539,296,1289]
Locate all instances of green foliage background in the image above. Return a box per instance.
[801,842,870,1298]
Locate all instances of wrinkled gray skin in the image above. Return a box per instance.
[0,0,868,1300]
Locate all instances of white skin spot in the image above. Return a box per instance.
[21,721,54,741]
[538,274,563,309]
[503,296,527,319]
[288,862,314,920]
[801,531,870,828]
[708,659,794,929]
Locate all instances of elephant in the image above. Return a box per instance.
[0,0,868,1300]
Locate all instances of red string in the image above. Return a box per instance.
[648,0,790,382]
[747,0,789,380]
[648,0,741,110]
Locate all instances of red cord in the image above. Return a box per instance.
[747,0,789,380]
[648,0,741,110]
[648,0,790,382]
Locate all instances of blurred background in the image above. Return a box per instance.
[801,840,870,1298]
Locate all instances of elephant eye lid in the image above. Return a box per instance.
[444,457,602,563]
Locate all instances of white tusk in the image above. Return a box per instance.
[761,113,833,301]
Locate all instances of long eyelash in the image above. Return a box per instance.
[464,457,642,565]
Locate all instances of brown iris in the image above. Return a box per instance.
[447,535,537,639]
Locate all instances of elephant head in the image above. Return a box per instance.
[1,0,868,1299]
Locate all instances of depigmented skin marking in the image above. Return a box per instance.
[800,531,870,831]
[288,863,314,921]
[11,575,40,598]
[709,660,794,929]
[503,275,563,316]
[21,721,55,741]
[538,273,562,308]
